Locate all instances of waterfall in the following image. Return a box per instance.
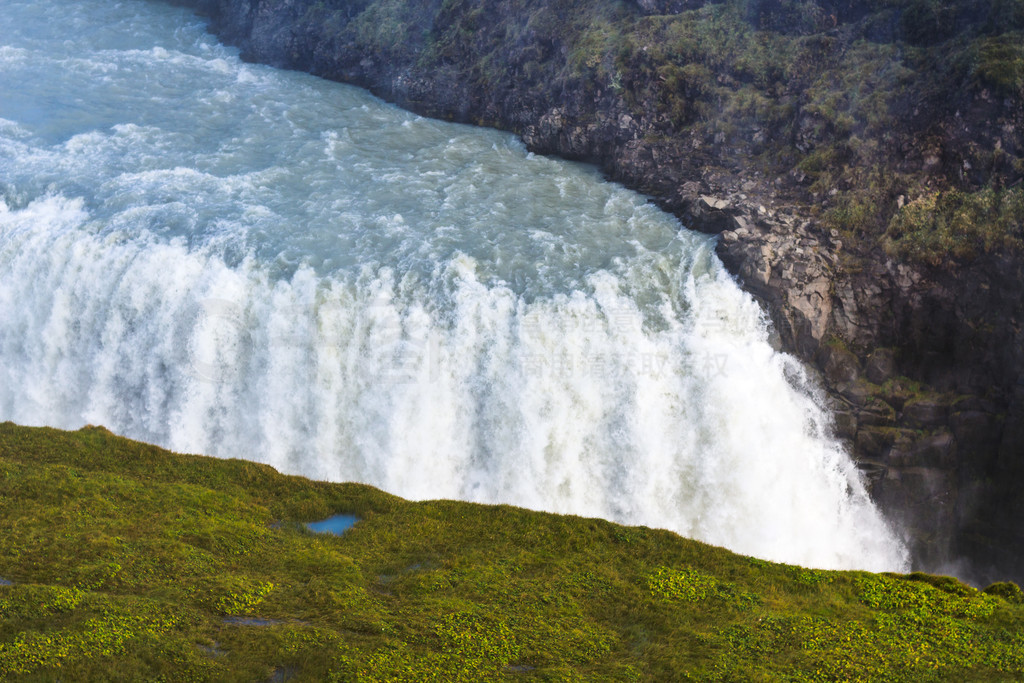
[0,0,908,571]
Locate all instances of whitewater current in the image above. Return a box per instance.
[0,0,908,570]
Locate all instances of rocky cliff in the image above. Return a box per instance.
[181,0,1024,583]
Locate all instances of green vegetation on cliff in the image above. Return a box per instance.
[885,186,1024,263]
[2,422,1023,680]
[225,0,1024,265]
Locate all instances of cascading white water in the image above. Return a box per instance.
[0,0,908,570]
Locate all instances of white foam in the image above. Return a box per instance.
[0,193,908,571]
[0,0,910,572]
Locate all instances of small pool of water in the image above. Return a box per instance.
[223,616,284,626]
[305,514,359,535]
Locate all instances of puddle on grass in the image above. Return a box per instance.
[305,514,359,535]
[266,665,298,682]
[0,578,12,586]
[223,616,284,627]
[198,641,227,658]
[222,616,312,628]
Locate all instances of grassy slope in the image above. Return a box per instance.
[1,421,1023,681]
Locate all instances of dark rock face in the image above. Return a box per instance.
[181,0,1024,583]
[632,0,705,15]
[865,349,897,385]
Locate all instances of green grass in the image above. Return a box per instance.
[885,187,1024,264]
[1,422,1023,680]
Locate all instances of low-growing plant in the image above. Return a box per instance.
[885,187,1024,263]
[1,423,1023,680]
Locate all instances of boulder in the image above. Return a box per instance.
[887,432,956,468]
[902,398,950,429]
[855,426,898,458]
[950,410,1002,446]
[865,348,897,384]
[832,410,858,439]
[821,345,861,384]
[836,380,872,406]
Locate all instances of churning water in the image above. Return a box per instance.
[0,0,908,570]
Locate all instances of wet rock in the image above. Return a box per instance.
[836,380,873,406]
[888,432,956,468]
[786,276,833,352]
[871,459,959,569]
[688,194,736,232]
[856,426,898,458]
[952,395,998,413]
[821,345,861,384]
[833,410,858,439]
[997,398,1024,474]
[877,376,919,411]
[865,348,897,384]
[902,398,950,429]
[731,214,755,234]
[896,467,955,504]
[699,195,731,212]
[951,410,1002,446]
[857,400,897,426]
[854,458,888,481]
[741,247,772,287]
